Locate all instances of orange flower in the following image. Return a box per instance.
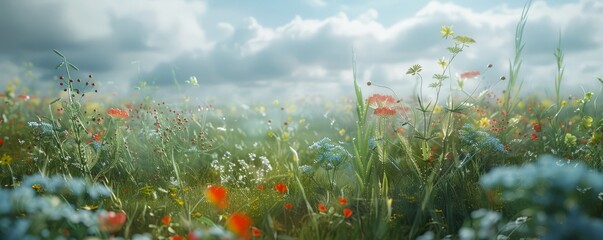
[533,123,541,132]
[258,184,264,190]
[460,71,480,79]
[169,235,185,240]
[317,203,327,213]
[108,108,129,118]
[284,202,293,210]
[162,215,172,225]
[374,107,396,116]
[251,227,262,238]
[343,208,353,218]
[18,94,30,100]
[205,185,228,210]
[274,183,287,194]
[98,211,127,232]
[367,94,396,106]
[227,212,252,239]
[338,196,348,206]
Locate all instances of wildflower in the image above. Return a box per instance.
[343,208,353,218]
[0,138,3,146]
[318,203,327,213]
[440,25,454,38]
[310,137,352,170]
[338,196,348,206]
[284,202,293,210]
[226,212,252,239]
[205,185,228,210]
[533,123,541,132]
[169,235,185,240]
[18,94,30,100]
[437,57,448,69]
[590,132,602,144]
[274,183,287,194]
[98,210,127,232]
[477,117,489,128]
[460,71,480,79]
[108,108,129,118]
[374,106,396,116]
[186,76,199,87]
[564,133,577,146]
[580,116,593,130]
[258,184,264,190]
[367,94,396,106]
[162,215,172,225]
[0,154,12,165]
[339,128,346,136]
[531,133,538,141]
[251,227,262,238]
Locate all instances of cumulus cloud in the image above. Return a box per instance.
[0,0,601,103]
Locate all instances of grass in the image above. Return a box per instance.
[1,3,603,239]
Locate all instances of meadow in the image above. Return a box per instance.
[2,5,603,240]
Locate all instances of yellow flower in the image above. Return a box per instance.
[561,100,567,107]
[440,25,454,39]
[338,128,346,136]
[437,57,447,69]
[433,105,442,114]
[477,117,489,128]
[0,154,12,165]
[564,133,577,146]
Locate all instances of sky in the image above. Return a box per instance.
[1,0,602,104]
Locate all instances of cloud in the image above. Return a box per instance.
[0,0,601,103]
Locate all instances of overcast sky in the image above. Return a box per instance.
[1,0,602,104]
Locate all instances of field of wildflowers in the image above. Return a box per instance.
[1,4,603,240]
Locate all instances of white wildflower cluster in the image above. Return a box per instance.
[210,152,273,187]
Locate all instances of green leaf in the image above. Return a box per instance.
[406,64,422,76]
[55,62,65,69]
[428,82,441,88]
[49,97,61,105]
[52,49,65,58]
[68,63,79,71]
[433,74,448,81]
[447,46,462,54]
[453,35,476,45]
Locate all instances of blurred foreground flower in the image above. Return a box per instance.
[205,185,228,210]
[226,212,252,239]
[98,210,126,232]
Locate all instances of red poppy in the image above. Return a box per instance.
[317,203,327,213]
[205,185,228,210]
[343,208,353,218]
[533,123,541,132]
[460,71,480,79]
[367,94,396,105]
[374,107,396,116]
[227,212,252,239]
[108,108,129,118]
[0,138,3,147]
[338,196,348,206]
[531,133,538,141]
[251,227,262,238]
[161,215,171,225]
[18,94,30,100]
[169,235,185,240]
[98,211,127,232]
[274,183,287,194]
[258,184,264,190]
[284,202,293,210]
